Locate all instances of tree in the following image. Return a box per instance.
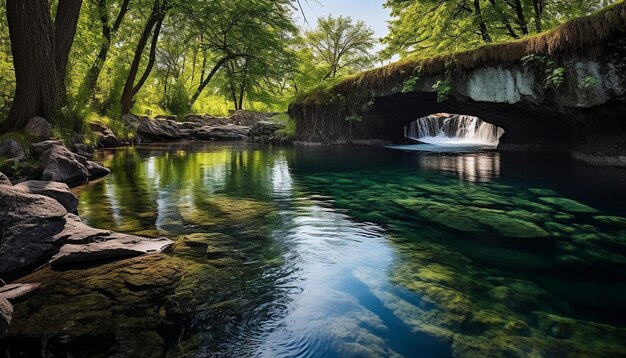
[305,15,376,81]
[3,0,83,131]
[79,0,131,99]
[382,0,619,59]
[120,0,171,114]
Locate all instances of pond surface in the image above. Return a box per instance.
[3,142,626,357]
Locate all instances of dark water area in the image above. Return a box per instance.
[2,142,626,357]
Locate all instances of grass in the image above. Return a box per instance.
[292,1,626,106]
[269,113,296,140]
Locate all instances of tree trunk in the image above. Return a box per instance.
[532,0,544,33]
[488,0,519,39]
[120,0,167,114]
[4,0,59,131]
[473,0,492,43]
[80,0,130,98]
[189,54,245,107]
[54,0,83,100]
[512,0,529,35]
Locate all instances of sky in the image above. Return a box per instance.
[295,0,391,54]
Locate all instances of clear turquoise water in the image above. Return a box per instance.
[3,142,626,357]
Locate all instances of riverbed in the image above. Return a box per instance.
[2,142,626,357]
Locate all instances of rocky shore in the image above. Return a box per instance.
[0,111,288,338]
[0,176,173,337]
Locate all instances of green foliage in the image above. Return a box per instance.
[401,76,420,93]
[345,114,363,123]
[432,79,452,103]
[164,81,191,115]
[579,75,598,89]
[546,67,566,89]
[382,0,619,59]
[521,53,566,89]
[269,113,296,140]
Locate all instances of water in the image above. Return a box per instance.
[404,114,505,147]
[2,142,626,357]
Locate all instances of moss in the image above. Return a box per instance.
[539,197,599,213]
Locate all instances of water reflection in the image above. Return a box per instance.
[2,143,626,358]
[417,152,501,182]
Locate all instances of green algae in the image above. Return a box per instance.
[539,197,599,213]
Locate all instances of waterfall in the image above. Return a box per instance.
[405,114,504,147]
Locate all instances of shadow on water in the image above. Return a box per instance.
[2,142,626,357]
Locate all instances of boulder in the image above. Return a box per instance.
[249,121,284,137]
[0,172,10,186]
[230,110,271,126]
[91,124,121,148]
[86,160,111,179]
[183,114,230,126]
[0,283,41,301]
[24,117,51,141]
[30,140,63,157]
[0,139,25,160]
[0,297,12,338]
[14,180,79,214]
[0,185,67,279]
[51,235,173,267]
[193,125,250,141]
[72,143,94,158]
[40,146,90,186]
[122,114,143,130]
[155,114,177,121]
[137,118,188,141]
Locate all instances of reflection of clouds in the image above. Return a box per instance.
[419,153,501,183]
[271,156,293,197]
[255,203,398,357]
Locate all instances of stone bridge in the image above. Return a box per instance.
[289,3,626,167]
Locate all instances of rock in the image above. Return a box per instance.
[137,118,188,141]
[0,297,12,338]
[91,124,121,148]
[230,110,271,126]
[0,185,67,279]
[0,172,10,186]
[29,140,63,157]
[0,283,41,301]
[193,125,250,141]
[0,139,25,160]
[155,114,177,121]
[96,130,120,148]
[51,235,173,267]
[122,114,143,130]
[249,121,284,137]
[40,146,90,186]
[86,160,110,179]
[72,143,94,158]
[14,180,79,214]
[183,114,230,126]
[24,117,51,141]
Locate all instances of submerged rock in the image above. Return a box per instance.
[14,180,79,214]
[50,236,173,267]
[24,117,51,141]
